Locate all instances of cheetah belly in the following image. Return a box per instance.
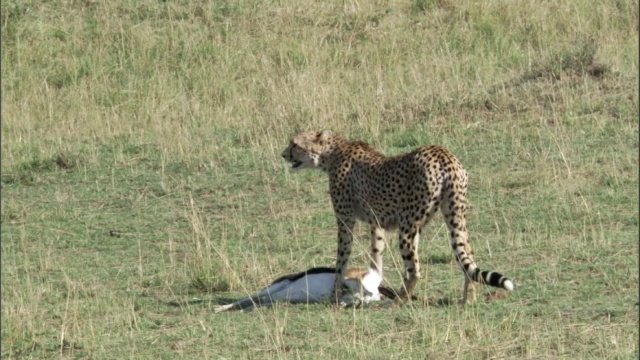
[353,200,399,230]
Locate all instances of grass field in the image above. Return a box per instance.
[2,0,638,358]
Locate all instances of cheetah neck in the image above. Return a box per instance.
[317,138,347,172]
[321,140,387,174]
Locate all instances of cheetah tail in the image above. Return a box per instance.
[472,269,514,291]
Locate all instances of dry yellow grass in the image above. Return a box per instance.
[2,0,638,358]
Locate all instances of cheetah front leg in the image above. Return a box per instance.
[370,226,386,276]
[334,214,356,303]
[396,222,421,302]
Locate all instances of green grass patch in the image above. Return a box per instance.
[2,0,638,358]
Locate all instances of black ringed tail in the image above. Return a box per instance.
[470,268,514,291]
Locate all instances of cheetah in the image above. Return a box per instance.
[281,130,514,305]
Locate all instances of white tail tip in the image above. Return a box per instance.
[503,280,514,291]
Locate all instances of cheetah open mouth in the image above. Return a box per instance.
[291,161,303,169]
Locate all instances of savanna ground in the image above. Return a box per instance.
[2,0,638,359]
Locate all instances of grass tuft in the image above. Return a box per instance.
[185,196,237,293]
[525,36,608,81]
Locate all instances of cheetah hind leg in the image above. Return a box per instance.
[462,275,477,305]
[394,224,421,303]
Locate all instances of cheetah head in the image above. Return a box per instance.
[281,130,333,171]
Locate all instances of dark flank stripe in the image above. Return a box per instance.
[377,286,398,299]
[270,267,336,285]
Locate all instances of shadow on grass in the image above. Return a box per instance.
[425,297,458,307]
[164,294,467,313]
[379,286,459,308]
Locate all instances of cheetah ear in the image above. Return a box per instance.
[318,129,332,142]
